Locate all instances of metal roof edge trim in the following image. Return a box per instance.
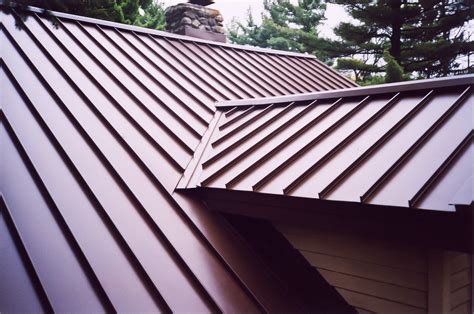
[216,74,474,108]
[179,186,470,213]
[0,2,316,59]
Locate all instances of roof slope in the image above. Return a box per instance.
[0,5,355,313]
[187,76,473,212]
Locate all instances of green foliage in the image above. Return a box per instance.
[327,0,473,82]
[383,51,404,83]
[6,0,165,30]
[134,1,165,30]
[228,0,329,61]
[335,58,381,81]
[357,75,385,86]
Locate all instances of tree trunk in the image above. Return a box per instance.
[389,0,402,63]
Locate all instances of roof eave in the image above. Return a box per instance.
[183,187,473,253]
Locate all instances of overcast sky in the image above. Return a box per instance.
[160,0,351,39]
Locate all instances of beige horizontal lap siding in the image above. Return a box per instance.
[273,222,429,314]
[450,253,472,314]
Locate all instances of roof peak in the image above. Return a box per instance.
[0,2,315,58]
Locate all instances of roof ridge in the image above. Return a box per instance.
[0,2,316,58]
[216,74,474,108]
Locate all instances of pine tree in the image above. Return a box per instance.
[383,51,405,83]
[229,0,329,61]
[327,0,473,82]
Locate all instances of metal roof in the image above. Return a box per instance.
[185,76,473,212]
[0,5,356,313]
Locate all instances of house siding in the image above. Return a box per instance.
[275,221,473,314]
[450,253,472,314]
[274,221,431,313]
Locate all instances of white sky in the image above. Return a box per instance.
[160,0,351,39]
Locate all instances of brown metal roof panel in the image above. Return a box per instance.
[194,78,473,213]
[297,57,357,90]
[254,98,365,193]
[2,24,222,310]
[90,25,214,126]
[1,5,371,312]
[286,96,391,197]
[1,24,186,189]
[368,91,471,208]
[98,26,216,110]
[203,101,330,189]
[1,58,215,312]
[216,75,473,108]
[116,30,220,105]
[416,137,473,210]
[289,95,398,198]
[0,75,166,311]
[243,51,308,94]
[15,16,195,167]
[322,91,434,202]
[263,54,320,92]
[215,104,279,144]
[212,46,283,96]
[225,100,342,191]
[157,37,246,99]
[283,55,351,92]
[60,19,208,141]
[326,90,458,204]
[146,35,236,100]
[258,54,312,93]
[197,43,272,97]
[224,102,322,189]
[274,56,328,90]
[202,105,305,188]
[229,49,294,95]
[1,123,108,312]
[0,199,48,313]
[2,40,262,314]
[362,88,471,205]
[167,39,254,99]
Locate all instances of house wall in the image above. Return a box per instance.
[450,253,472,314]
[273,221,472,314]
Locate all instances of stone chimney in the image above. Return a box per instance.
[165,0,226,43]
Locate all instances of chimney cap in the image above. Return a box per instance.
[188,0,215,6]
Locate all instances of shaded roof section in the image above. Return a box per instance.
[183,75,474,211]
[0,4,355,313]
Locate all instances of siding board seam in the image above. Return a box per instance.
[334,286,427,310]
[297,248,427,274]
[313,266,427,292]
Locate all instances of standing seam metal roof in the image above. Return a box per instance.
[186,76,474,212]
[0,5,356,312]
